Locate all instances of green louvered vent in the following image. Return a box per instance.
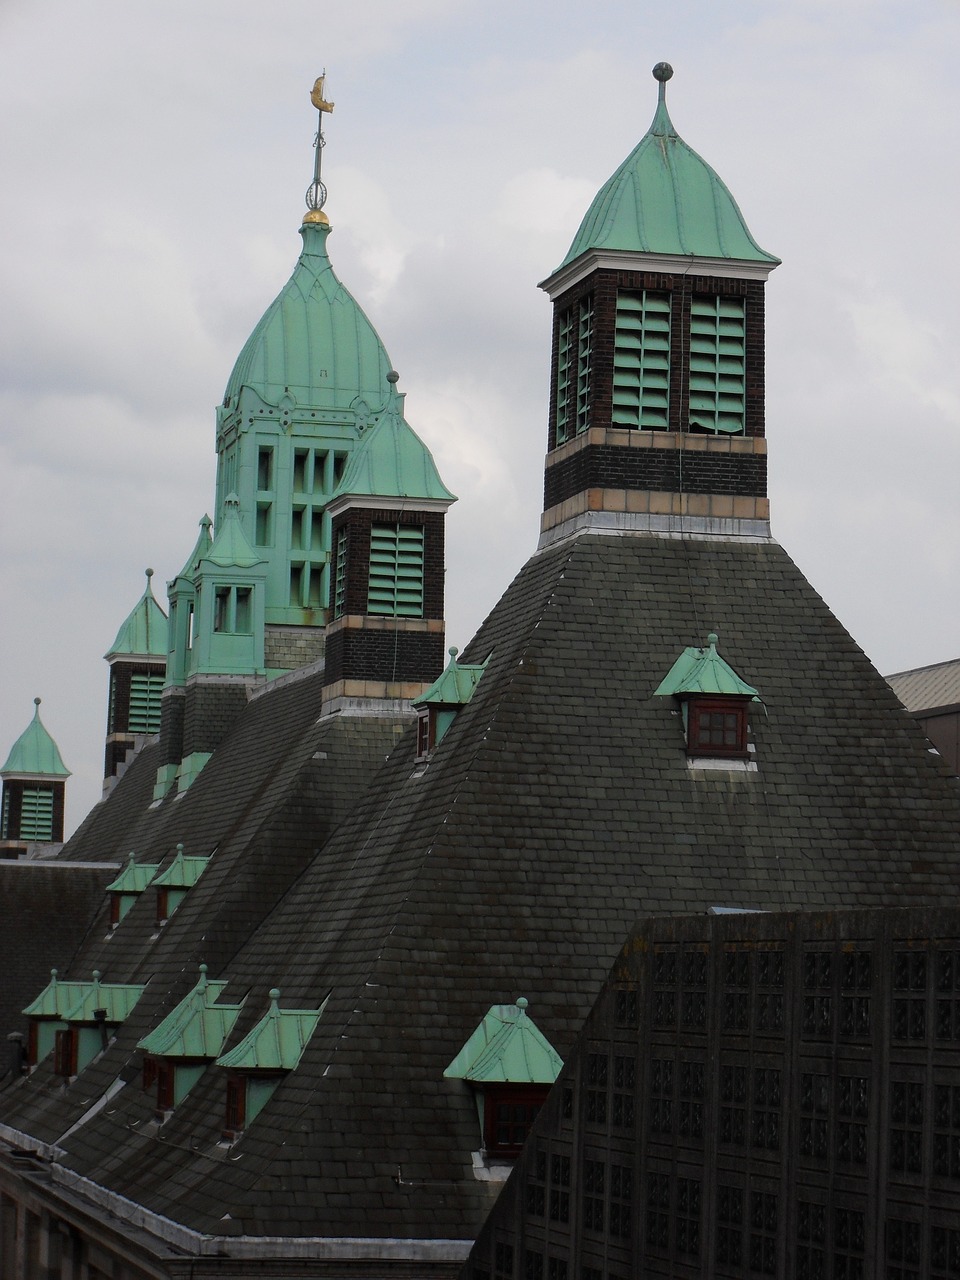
[612,290,671,429]
[368,525,424,617]
[555,295,594,445]
[689,297,746,434]
[333,528,347,619]
[19,787,54,842]
[129,672,164,734]
[1,790,9,839]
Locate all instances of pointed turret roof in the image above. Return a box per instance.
[203,496,265,569]
[1,699,70,778]
[105,569,168,660]
[556,64,779,271]
[331,374,456,507]
[221,221,393,421]
[170,515,213,589]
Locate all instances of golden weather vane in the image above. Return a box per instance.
[305,72,334,220]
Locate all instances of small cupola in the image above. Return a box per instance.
[444,997,562,1162]
[137,964,244,1120]
[104,851,161,926]
[103,569,168,782]
[654,632,761,760]
[215,988,327,1139]
[152,842,211,924]
[1,699,70,855]
[411,646,488,760]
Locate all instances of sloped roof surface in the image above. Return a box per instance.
[4,532,959,1246]
[888,658,960,713]
[106,570,168,659]
[2,700,70,777]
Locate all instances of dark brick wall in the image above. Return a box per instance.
[331,508,445,620]
[324,628,446,687]
[104,739,132,780]
[544,444,767,509]
[158,689,185,768]
[182,683,250,758]
[548,268,766,449]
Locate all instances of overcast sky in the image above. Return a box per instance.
[2,0,958,837]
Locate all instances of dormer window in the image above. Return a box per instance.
[654,633,761,763]
[686,695,749,759]
[412,647,489,762]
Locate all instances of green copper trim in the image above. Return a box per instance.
[24,970,144,1023]
[153,843,211,890]
[106,569,168,659]
[105,852,161,895]
[654,632,760,699]
[138,965,244,1059]
[1,699,70,778]
[176,752,212,794]
[443,998,562,1085]
[216,988,326,1072]
[413,648,488,708]
[203,496,265,570]
[558,66,779,270]
[332,375,456,505]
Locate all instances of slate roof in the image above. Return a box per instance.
[2,530,958,1252]
[887,657,960,713]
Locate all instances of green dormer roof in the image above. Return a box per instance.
[654,632,760,699]
[138,966,244,1059]
[171,516,213,589]
[221,221,393,422]
[106,569,168,660]
[413,647,488,708]
[331,377,456,506]
[153,843,211,890]
[216,989,326,1072]
[203,496,265,570]
[557,65,779,271]
[105,852,161,894]
[24,970,145,1023]
[443,998,563,1085]
[1,699,70,779]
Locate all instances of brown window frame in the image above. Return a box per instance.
[54,1028,77,1078]
[686,696,749,759]
[483,1084,550,1158]
[155,1059,175,1113]
[224,1073,247,1139]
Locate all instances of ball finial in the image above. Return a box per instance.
[34,697,41,707]
[652,62,674,83]
[145,567,154,580]
[387,370,400,385]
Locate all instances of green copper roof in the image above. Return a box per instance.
[153,844,211,890]
[1,699,70,778]
[654,632,760,699]
[413,647,488,708]
[216,989,326,1072]
[558,65,778,270]
[23,970,145,1023]
[222,221,393,418]
[138,966,244,1059]
[105,852,161,894]
[204,496,265,569]
[332,376,456,504]
[106,569,168,659]
[171,515,213,586]
[443,998,563,1085]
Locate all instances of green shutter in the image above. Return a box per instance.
[333,528,347,619]
[575,296,594,435]
[368,525,424,617]
[555,309,573,445]
[555,295,594,445]
[129,672,164,734]
[689,297,746,433]
[20,787,54,842]
[612,290,671,429]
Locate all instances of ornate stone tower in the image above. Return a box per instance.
[538,63,779,548]
[0,699,70,857]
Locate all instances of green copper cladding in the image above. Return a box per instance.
[24,970,145,1023]
[414,647,487,708]
[1,699,70,778]
[106,570,168,660]
[558,66,779,270]
[332,377,456,505]
[152,844,210,890]
[654,633,761,699]
[216,989,326,1072]
[443,998,563,1085]
[105,852,160,895]
[138,965,244,1059]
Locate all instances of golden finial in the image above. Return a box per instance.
[310,75,335,114]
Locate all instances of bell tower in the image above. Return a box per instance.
[538,64,779,547]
